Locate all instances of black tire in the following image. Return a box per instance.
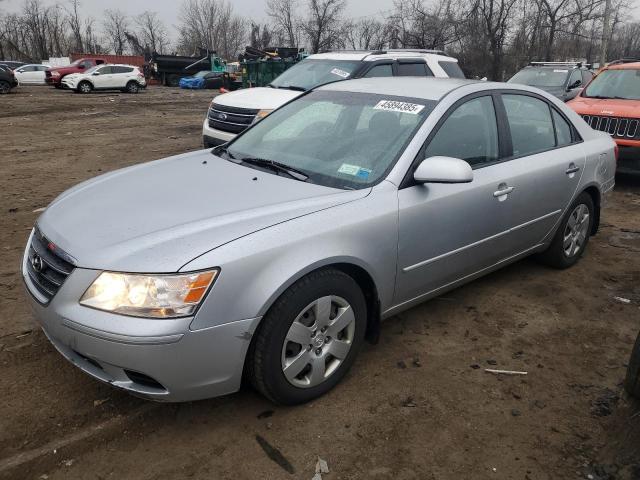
[77,81,92,94]
[54,84,62,89]
[537,192,594,269]
[249,268,367,405]
[0,81,11,94]
[166,74,180,87]
[126,81,140,94]
[625,333,640,398]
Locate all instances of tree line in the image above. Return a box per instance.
[1,0,639,79]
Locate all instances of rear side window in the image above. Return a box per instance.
[552,109,573,146]
[112,66,133,74]
[424,95,499,166]
[503,94,555,157]
[438,61,465,78]
[397,62,433,77]
[363,64,393,78]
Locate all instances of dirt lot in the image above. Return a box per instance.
[1,86,639,480]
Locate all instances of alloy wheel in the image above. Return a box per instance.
[281,295,355,388]
[563,203,590,258]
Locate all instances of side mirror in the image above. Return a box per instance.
[92,71,100,76]
[567,80,581,90]
[413,156,473,184]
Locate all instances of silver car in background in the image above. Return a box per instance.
[23,78,616,405]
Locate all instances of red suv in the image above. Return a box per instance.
[46,58,106,88]
[568,60,640,173]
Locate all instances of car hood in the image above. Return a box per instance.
[213,87,302,110]
[568,96,640,117]
[36,150,368,273]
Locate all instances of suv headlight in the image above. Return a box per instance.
[252,109,273,123]
[80,270,219,318]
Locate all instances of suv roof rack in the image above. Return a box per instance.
[371,48,446,56]
[529,61,589,68]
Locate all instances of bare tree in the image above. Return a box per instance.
[135,10,169,54]
[266,0,300,47]
[302,0,346,53]
[103,9,129,55]
[66,0,83,52]
[344,18,388,50]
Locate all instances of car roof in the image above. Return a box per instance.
[606,61,640,70]
[317,77,477,100]
[307,49,458,63]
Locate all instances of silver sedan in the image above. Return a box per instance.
[23,77,616,404]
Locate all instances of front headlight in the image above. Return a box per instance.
[51,71,60,77]
[252,109,273,123]
[80,270,219,318]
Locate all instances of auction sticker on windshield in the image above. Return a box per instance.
[330,68,350,78]
[338,164,372,179]
[373,100,425,114]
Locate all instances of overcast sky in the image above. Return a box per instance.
[1,0,638,41]
[0,0,395,39]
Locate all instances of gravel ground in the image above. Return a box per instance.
[0,86,639,480]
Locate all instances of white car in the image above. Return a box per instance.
[13,64,48,85]
[202,49,465,148]
[62,64,147,94]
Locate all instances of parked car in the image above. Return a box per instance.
[568,60,640,173]
[0,66,19,94]
[13,64,48,85]
[46,57,107,88]
[62,64,146,94]
[202,49,465,148]
[625,332,640,398]
[508,62,594,102]
[23,77,616,404]
[179,70,225,89]
[0,60,26,70]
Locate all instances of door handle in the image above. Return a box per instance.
[493,185,514,197]
[566,165,580,175]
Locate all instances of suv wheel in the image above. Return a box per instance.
[249,268,367,405]
[78,81,92,94]
[537,192,594,269]
[126,81,139,94]
[0,80,11,94]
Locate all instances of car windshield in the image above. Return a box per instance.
[509,68,569,87]
[269,59,361,90]
[219,90,435,189]
[583,69,640,100]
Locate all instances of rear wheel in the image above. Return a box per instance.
[126,81,140,94]
[537,192,594,269]
[78,81,92,94]
[0,80,10,94]
[249,269,367,405]
[625,333,640,398]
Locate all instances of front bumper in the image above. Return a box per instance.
[202,117,237,147]
[46,76,61,86]
[22,237,260,402]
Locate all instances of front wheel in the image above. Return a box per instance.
[77,81,92,94]
[249,269,367,405]
[537,192,594,269]
[625,333,640,398]
[0,81,11,94]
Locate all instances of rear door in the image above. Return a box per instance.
[111,66,131,88]
[495,92,586,253]
[395,93,515,304]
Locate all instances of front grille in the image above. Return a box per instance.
[208,103,258,134]
[25,228,75,303]
[581,115,640,139]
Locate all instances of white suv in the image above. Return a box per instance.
[62,64,147,94]
[202,49,464,147]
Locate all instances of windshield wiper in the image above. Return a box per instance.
[239,157,309,181]
[212,144,235,160]
[283,85,307,92]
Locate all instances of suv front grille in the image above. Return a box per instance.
[25,228,75,303]
[581,115,640,139]
[208,103,258,134]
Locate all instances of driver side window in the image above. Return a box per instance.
[423,96,499,167]
[568,69,582,88]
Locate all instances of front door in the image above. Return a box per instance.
[395,94,515,305]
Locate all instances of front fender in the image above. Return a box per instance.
[185,182,399,331]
